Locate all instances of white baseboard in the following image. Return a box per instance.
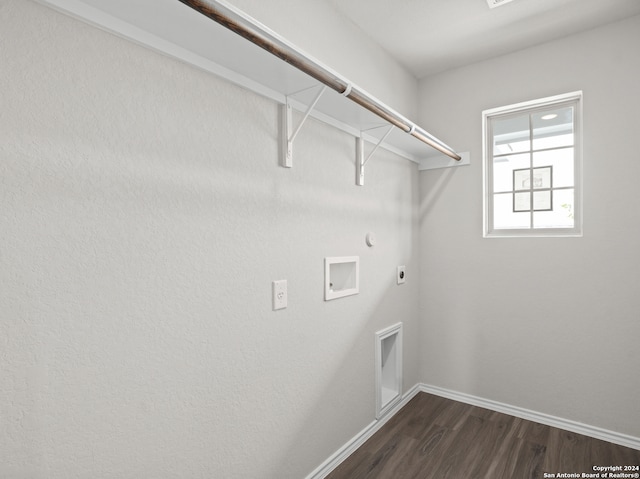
[419,383,640,451]
[304,383,422,479]
[306,382,640,479]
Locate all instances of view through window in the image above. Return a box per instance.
[483,92,582,237]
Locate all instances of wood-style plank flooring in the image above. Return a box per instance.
[326,392,640,479]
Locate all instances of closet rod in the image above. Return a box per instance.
[177,0,461,161]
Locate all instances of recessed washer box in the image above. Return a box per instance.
[324,256,359,301]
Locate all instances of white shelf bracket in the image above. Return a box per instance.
[356,125,394,186]
[280,85,327,167]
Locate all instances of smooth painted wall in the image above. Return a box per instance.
[418,15,640,438]
[229,0,419,119]
[0,1,421,477]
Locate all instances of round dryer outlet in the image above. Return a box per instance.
[397,265,406,284]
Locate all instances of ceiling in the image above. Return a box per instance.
[325,0,640,78]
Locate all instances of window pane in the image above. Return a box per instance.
[493,114,530,154]
[532,106,573,150]
[533,190,552,211]
[513,168,530,191]
[493,153,530,193]
[533,189,574,229]
[494,193,530,229]
[532,166,552,189]
[514,191,531,212]
[533,148,574,188]
[484,92,580,237]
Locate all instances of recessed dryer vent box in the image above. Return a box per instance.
[325,256,359,301]
[375,322,403,419]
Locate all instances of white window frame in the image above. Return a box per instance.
[482,91,583,238]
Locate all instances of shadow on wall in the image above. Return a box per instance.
[416,163,484,406]
[271,278,419,479]
[419,167,457,218]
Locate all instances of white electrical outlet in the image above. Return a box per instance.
[272,280,287,310]
[397,266,406,285]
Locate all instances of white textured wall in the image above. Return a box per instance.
[418,15,640,438]
[0,1,421,477]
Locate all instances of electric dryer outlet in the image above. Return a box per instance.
[397,266,406,285]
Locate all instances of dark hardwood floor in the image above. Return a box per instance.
[326,392,640,479]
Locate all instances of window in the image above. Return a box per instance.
[483,92,582,237]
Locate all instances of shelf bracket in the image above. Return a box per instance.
[280,85,327,167]
[356,125,394,186]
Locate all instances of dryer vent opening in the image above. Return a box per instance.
[375,323,403,419]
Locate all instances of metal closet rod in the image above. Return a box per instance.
[177,0,461,161]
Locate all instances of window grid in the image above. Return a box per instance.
[483,92,582,237]
[511,166,554,213]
